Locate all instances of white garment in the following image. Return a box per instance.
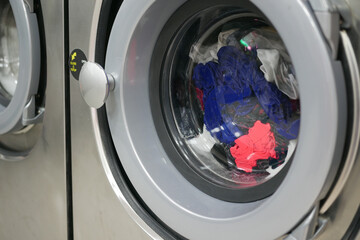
[189,29,237,64]
[257,49,299,99]
[242,29,299,99]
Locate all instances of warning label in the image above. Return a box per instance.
[69,49,87,80]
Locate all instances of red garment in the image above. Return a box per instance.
[230,121,277,172]
[195,87,204,110]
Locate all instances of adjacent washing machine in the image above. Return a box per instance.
[0,0,43,160]
[0,0,68,239]
[70,0,360,239]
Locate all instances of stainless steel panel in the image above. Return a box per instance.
[69,0,151,239]
[316,148,360,240]
[0,0,68,239]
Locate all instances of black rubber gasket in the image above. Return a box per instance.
[34,0,47,109]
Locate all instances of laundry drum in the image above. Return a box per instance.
[155,10,301,202]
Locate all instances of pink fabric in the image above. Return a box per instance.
[230,120,277,172]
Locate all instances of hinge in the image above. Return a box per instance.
[285,205,329,240]
[309,0,351,59]
[309,0,351,28]
[22,95,45,126]
[329,0,352,29]
[23,0,35,13]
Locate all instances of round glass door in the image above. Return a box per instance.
[0,0,41,159]
[0,0,41,135]
[0,1,19,105]
[156,7,301,201]
[104,0,347,237]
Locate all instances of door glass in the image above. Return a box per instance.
[0,1,19,103]
[168,13,300,188]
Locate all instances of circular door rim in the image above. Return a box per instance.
[0,0,41,134]
[104,0,347,239]
[150,8,297,203]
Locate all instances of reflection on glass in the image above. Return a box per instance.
[0,2,19,101]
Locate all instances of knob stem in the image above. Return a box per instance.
[107,73,115,91]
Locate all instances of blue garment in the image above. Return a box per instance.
[192,46,299,143]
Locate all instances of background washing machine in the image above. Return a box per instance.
[0,0,68,239]
[70,0,360,239]
[69,0,155,239]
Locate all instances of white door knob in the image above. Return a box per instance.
[79,61,115,109]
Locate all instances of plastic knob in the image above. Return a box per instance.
[79,61,115,109]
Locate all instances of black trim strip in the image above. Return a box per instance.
[64,0,73,239]
[34,0,47,108]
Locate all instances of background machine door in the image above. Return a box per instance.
[0,0,68,239]
[76,0,360,239]
[0,0,45,160]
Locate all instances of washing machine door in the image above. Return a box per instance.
[0,0,41,135]
[79,0,360,239]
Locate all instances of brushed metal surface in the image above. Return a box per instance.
[0,0,68,239]
[316,147,360,240]
[69,0,151,239]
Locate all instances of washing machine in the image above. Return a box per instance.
[70,0,360,239]
[0,0,68,239]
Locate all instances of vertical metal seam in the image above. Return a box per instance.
[64,0,73,238]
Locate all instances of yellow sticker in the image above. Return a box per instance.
[69,49,87,80]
